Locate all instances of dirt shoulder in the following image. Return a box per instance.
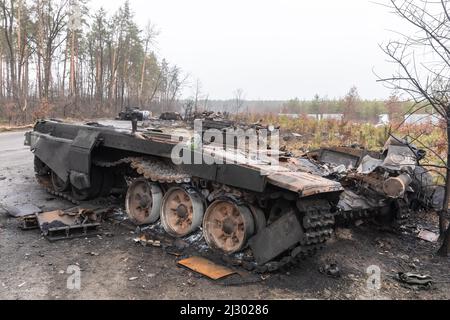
[0,124,33,133]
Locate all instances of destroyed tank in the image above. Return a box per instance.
[25,118,343,272]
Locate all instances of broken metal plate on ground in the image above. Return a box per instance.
[177,256,236,280]
[417,229,439,242]
[2,203,42,217]
[37,209,101,241]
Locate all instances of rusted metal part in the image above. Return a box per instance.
[160,186,204,237]
[267,171,343,197]
[18,215,39,230]
[203,200,254,254]
[130,158,191,184]
[178,256,236,280]
[125,179,162,225]
[36,207,102,241]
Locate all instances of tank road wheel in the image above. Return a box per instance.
[203,200,255,254]
[51,170,69,192]
[125,179,163,225]
[160,186,204,237]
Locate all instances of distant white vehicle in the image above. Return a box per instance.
[320,113,344,121]
[404,113,440,125]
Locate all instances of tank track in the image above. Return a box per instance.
[94,157,191,184]
[35,175,80,205]
[338,200,410,226]
[35,156,336,273]
[248,200,335,273]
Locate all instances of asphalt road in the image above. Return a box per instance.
[0,129,449,300]
[0,130,31,168]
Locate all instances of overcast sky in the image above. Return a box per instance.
[91,0,404,100]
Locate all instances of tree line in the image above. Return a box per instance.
[0,0,186,124]
[280,86,435,123]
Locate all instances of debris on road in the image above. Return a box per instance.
[2,203,42,217]
[178,256,236,280]
[18,215,39,230]
[395,272,433,290]
[35,206,109,241]
[133,234,161,247]
[417,229,439,242]
[128,277,138,281]
[319,263,341,278]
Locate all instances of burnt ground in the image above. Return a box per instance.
[1,130,450,300]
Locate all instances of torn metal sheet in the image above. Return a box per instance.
[382,145,417,170]
[357,155,383,174]
[337,190,376,212]
[177,256,236,280]
[418,229,439,242]
[319,148,361,169]
[267,171,343,197]
[2,203,42,218]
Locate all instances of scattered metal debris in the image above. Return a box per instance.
[18,215,39,230]
[133,234,161,247]
[395,272,433,290]
[178,256,236,280]
[36,207,108,241]
[319,263,341,278]
[417,229,439,242]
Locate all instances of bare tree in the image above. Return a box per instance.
[233,88,245,114]
[193,78,202,113]
[378,0,450,255]
[138,20,158,107]
[343,86,359,121]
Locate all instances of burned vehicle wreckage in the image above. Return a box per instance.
[304,139,443,224]
[24,118,442,272]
